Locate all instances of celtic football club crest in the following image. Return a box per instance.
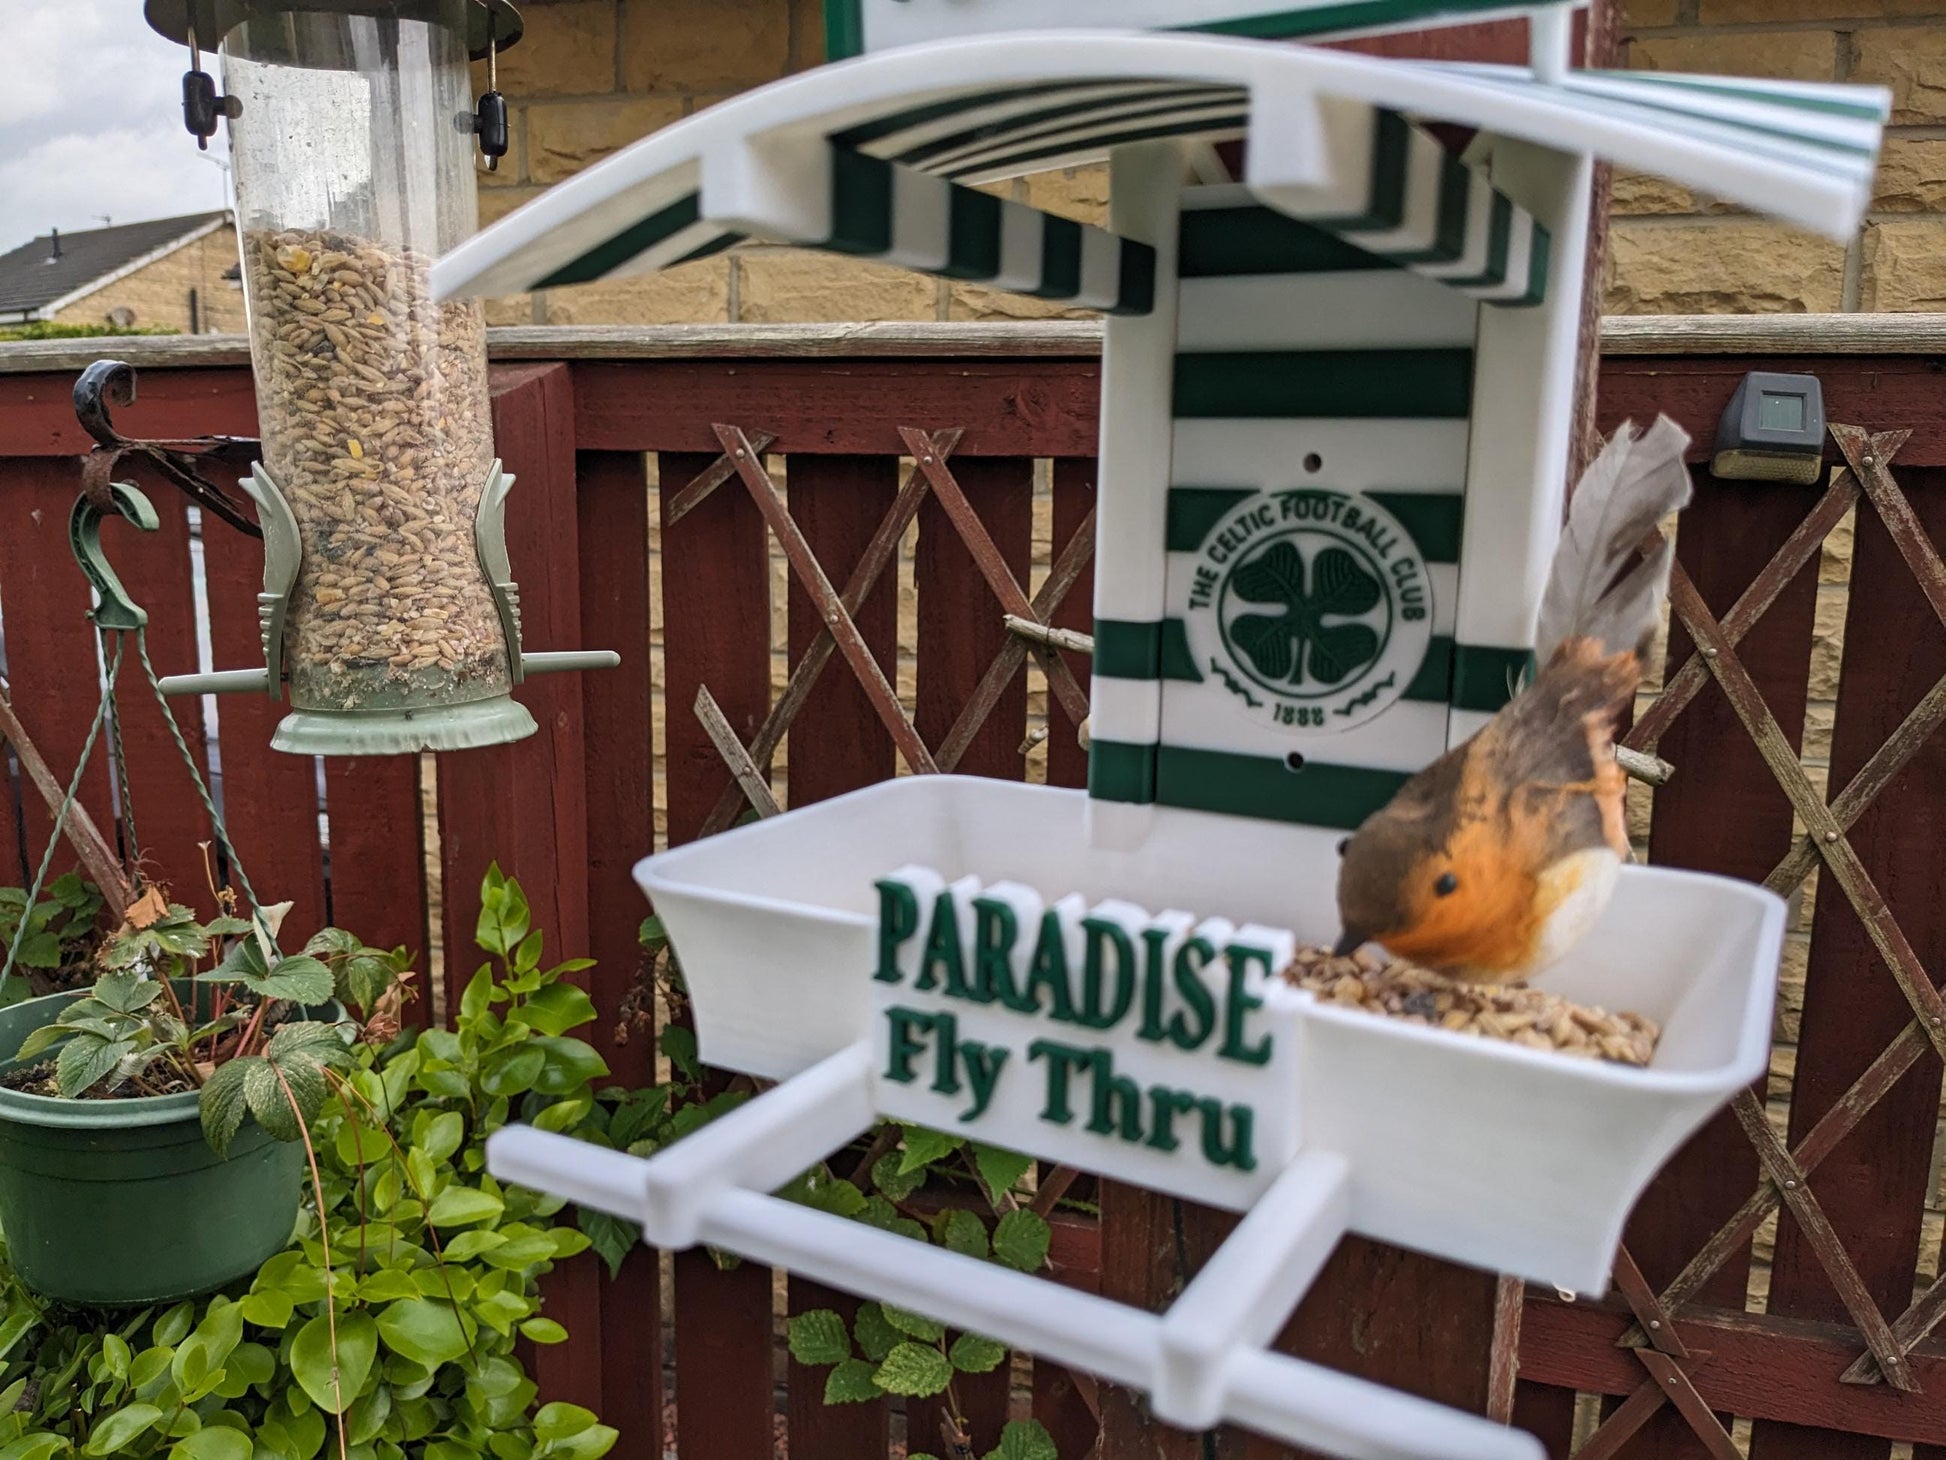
[1184,490,1433,734]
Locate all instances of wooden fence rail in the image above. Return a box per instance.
[0,320,1942,1458]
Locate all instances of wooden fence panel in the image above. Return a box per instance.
[0,456,113,890]
[1046,458,1096,792]
[909,451,1034,1455]
[1749,468,1946,1460]
[659,445,777,1460]
[199,500,327,945]
[437,363,601,1416]
[783,453,900,805]
[782,450,900,1459]
[318,756,426,1007]
[575,448,664,1454]
[1608,472,1823,1460]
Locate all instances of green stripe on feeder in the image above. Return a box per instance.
[144,0,615,755]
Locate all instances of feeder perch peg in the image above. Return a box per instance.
[139,0,620,759]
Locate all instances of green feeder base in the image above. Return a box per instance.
[271,694,539,755]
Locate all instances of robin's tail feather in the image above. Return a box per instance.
[1535,415,1694,666]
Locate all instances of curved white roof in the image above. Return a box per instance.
[433,31,1885,307]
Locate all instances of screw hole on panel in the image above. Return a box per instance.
[1285,752,1306,772]
[1303,453,1323,474]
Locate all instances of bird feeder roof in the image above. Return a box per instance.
[433,30,1887,310]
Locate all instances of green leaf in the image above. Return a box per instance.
[851,1303,900,1363]
[519,985,597,1037]
[376,1299,469,1369]
[13,1023,69,1062]
[935,1208,989,1260]
[519,1318,568,1345]
[534,1403,600,1445]
[479,1044,546,1097]
[881,1306,945,1342]
[428,1186,505,1227]
[82,1402,164,1454]
[824,1358,881,1404]
[657,1025,699,1081]
[578,1210,638,1280]
[530,1037,607,1096]
[244,956,336,1006]
[289,1309,377,1415]
[416,1110,465,1162]
[198,1060,251,1158]
[896,1125,963,1176]
[459,967,493,1024]
[948,1332,1007,1375]
[871,1153,924,1203]
[55,1033,131,1097]
[987,1419,1059,1460]
[169,1429,252,1460]
[871,1342,953,1398]
[93,971,162,1014]
[972,1145,1034,1204]
[786,1310,850,1367]
[0,1438,69,1460]
[155,1301,196,1346]
[238,1289,293,1330]
[265,1019,352,1064]
[991,1209,1051,1273]
[243,1056,316,1142]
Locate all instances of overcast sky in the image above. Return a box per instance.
[2,0,234,251]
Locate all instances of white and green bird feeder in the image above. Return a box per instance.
[145,0,615,754]
[432,3,1889,1455]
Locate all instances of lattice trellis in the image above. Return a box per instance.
[1533,425,1946,1458]
[673,422,1095,838]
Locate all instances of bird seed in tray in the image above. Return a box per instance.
[1282,948,1661,1067]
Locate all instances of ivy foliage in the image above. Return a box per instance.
[0,867,618,1459]
[781,1123,1060,1459]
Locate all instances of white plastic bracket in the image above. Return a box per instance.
[487,1052,1543,1460]
[699,132,834,244]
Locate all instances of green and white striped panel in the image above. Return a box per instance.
[1088,184,1531,832]
[825,0,1582,60]
[517,148,1155,313]
[1255,106,1548,307]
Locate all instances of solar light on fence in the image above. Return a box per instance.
[142,0,615,755]
[1712,371,1828,486]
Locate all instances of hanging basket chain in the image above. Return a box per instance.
[105,649,141,886]
[0,636,126,988]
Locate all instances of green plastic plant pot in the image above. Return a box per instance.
[0,984,344,1307]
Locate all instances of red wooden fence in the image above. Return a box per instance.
[1,321,1943,1458]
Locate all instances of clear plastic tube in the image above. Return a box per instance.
[224,2,510,714]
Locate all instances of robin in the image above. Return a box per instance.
[1334,415,1694,984]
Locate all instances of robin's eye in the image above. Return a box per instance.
[1434,872,1459,896]
[1337,838,1351,856]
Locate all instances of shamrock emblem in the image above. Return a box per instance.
[1225,540,1384,688]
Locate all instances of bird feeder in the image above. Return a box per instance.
[435,4,1888,1455]
[143,0,614,754]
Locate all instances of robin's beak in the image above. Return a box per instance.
[1332,928,1369,958]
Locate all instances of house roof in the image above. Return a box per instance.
[0,212,231,318]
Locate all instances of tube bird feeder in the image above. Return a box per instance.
[144,0,615,754]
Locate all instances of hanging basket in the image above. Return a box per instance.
[0,984,344,1307]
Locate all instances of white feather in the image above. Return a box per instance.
[1535,414,1694,665]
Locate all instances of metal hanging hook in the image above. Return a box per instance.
[69,481,161,632]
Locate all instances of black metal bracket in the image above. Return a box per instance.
[73,360,263,539]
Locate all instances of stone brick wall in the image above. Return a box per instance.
[1612,0,1946,313]
[468,0,1110,325]
[48,223,244,334]
[477,1,1946,324]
